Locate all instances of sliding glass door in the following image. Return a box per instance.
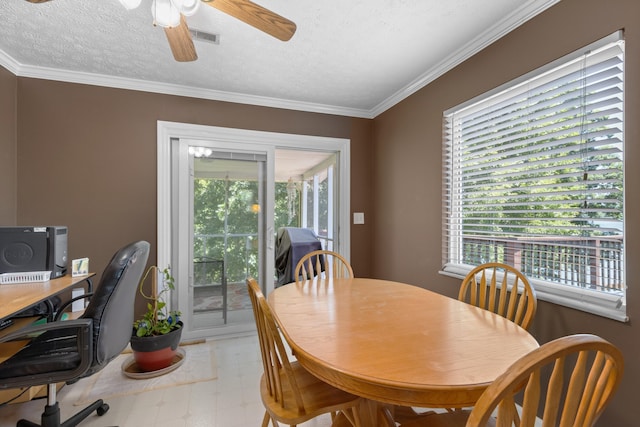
[157,122,351,340]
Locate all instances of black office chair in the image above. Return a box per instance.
[0,240,150,427]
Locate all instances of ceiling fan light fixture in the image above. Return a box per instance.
[118,0,142,10]
[172,0,200,16]
[151,0,181,28]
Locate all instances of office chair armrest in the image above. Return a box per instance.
[54,293,94,321]
[0,318,93,344]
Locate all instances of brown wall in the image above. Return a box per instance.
[348,117,374,277]
[0,66,17,224]
[372,0,638,425]
[10,79,374,313]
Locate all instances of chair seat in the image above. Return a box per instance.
[260,361,361,425]
[0,329,81,380]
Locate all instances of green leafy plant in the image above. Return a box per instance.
[133,266,182,337]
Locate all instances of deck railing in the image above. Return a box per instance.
[462,235,624,292]
[194,233,258,283]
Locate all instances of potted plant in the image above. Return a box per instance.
[130,265,183,372]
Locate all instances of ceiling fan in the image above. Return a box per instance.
[25,0,297,62]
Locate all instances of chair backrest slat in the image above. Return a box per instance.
[521,370,542,426]
[496,395,518,427]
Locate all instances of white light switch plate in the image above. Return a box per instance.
[353,212,365,224]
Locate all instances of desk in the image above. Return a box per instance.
[0,273,94,322]
[268,278,539,413]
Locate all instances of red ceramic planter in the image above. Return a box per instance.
[130,321,183,372]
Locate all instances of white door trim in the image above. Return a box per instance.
[157,121,351,337]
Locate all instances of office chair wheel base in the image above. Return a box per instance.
[97,403,109,416]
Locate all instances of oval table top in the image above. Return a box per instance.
[268,277,539,408]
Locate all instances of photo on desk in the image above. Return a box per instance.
[72,257,89,277]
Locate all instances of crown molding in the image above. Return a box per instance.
[1,58,373,119]
[369,0,561,117]
[0,49,20,75]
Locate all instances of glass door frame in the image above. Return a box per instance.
[157,121,351,338]
[180,139,273,339]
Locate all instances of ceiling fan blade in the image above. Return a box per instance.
[202,0,296,42]
[164,14,198,62]
[25,0,53,3]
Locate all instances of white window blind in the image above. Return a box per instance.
[442,32,626,321]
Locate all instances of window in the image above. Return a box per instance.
[442,32,626,321]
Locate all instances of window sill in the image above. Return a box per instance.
[439,267,628,323]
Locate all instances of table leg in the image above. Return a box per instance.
[392,405,437,422]
[330,399,395,427]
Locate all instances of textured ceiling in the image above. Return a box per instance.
[0,0,559,118]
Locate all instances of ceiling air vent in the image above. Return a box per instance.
[189,29,220,45]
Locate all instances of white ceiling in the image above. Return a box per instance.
[0,0,559,118]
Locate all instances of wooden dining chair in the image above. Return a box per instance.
[294,249,354,283]
[459,262,537,331]
[398,334,624,427]
[247,278,363,427]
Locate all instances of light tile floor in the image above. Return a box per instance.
[0,334,334,427]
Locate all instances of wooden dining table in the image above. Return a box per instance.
[268,277,539,424]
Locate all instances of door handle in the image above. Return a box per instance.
[267,226,274,250]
